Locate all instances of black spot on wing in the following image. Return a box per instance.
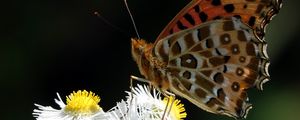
[248,16,256,27]
[231,82,240,92]
[177,21,188,30]
[193,5,200,13]
[224,4,235,13]
[199,12,208,22]
[183,71,191,79]
[213,72,224,84]
[184,14,195,25]
[180,54,197,68]
[243,4,247,9]
[205,39,214,48]
[223,65,228,73]
[224,56,230,63]
[212,0,221,6]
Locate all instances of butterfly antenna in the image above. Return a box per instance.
[94,11,128,36]
[124,0,141,39]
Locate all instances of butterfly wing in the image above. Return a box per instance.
[155,0,282,41]
[152,17,268,118]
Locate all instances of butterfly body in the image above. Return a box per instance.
[131,0,281,119]
[131,39,170,91]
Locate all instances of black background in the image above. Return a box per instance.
[1,0,300,119]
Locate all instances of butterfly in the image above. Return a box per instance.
[131,0,282,119]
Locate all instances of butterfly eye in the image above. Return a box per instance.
[138,46,145,53]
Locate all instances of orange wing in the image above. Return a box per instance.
[155,0,282,41]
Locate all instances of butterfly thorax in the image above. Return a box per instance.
[131,39,170,91]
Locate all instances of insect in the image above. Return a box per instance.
[131,0,282,118]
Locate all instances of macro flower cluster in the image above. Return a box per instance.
[33,84,187,120]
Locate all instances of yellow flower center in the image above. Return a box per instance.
[64,90,101,116]
[163,96,187,120]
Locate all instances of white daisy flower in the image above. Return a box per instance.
[33,90,109,120]
[108,84,187,120]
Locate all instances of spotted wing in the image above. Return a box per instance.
[153,17,269,118]
[155,0,282,41]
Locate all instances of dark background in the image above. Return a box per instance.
[1,0,300,119]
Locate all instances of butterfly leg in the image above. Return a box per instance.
[130,75,151,99]
[129,75,152,114]
[130,75,150,83]
[161,91,176,120]
[130,75,152,97]
[130,75,150,96]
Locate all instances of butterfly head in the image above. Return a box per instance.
[131,38,153,77]
[131,38,152,60]
[131,38,146,54]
